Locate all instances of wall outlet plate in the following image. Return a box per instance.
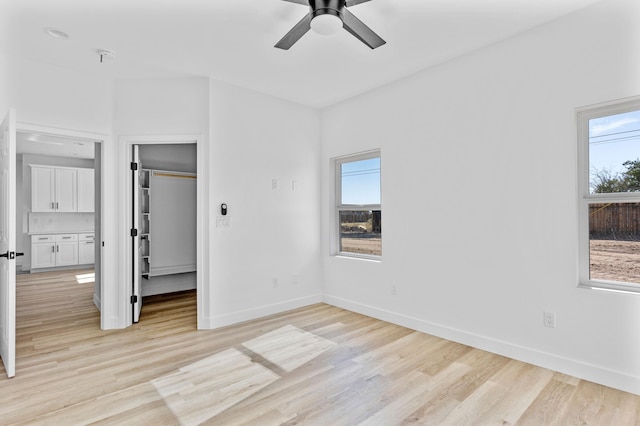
[543,311,556,328]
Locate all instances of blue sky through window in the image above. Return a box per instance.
[589,109,640,187]
[341,157,380,205]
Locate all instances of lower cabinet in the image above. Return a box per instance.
[31,233,95,270]
[56,235,79,266]
[31,235,56,269]
[78,235,95,264]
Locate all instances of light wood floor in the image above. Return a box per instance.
[1,270,638,425]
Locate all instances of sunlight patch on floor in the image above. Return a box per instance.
[151,348,280,425]
[242,324,336,373]
[75,272,95,284]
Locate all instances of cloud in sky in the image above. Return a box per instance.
[590,116,639,136]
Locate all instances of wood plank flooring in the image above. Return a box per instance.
[1,269,638,425]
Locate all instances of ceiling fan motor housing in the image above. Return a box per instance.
[309,0,346,20]
[275,0,385,50]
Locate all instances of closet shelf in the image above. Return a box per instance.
[135,165,197,301]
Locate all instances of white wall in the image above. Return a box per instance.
[208,80,323,327]
[114,77,210,327]
[4,56,113,134]
[3,56,117,328]
[320,0,640,395]
[114,78,322,328]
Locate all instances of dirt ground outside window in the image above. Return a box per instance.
[590,239,640,284]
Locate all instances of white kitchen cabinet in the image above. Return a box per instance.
[31,166,78,212]
[55,168,78,212]
[31,235,56,269]
[77,168,95,212]
[78,233,95,264]
[31,233,94,270]
[55,234,78,266]
[31,167,56,212]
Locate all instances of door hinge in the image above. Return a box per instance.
[131,295,138,304]
[130,162,138,171]
[131,228,138,237]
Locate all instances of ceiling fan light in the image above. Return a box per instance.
[310,14,343,36]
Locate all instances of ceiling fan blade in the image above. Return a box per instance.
[281,0,309,4]
[345,0,372,6]
[341,8,386,49]
[275,13,313,50]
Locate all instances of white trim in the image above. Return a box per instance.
[331,149,382,259]
[16,122,116,329]
[576,96,640,294]
[323,294,640,396]
[15,122,107,142]
[119,134,209,329]
[208,295,323,329]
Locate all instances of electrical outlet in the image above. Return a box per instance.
[272,179,279,190]
[543,311,556,328]
[272,278,279,288]
[391,284,397,295]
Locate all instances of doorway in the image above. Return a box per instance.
[132,143,197,323]
[0,121,108,378]
[123,135,204,328]
[15,123,107,321]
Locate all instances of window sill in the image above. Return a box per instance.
[578,281,640,295]
[333,253,382,263]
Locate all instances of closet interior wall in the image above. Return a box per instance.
[137,144,197,297]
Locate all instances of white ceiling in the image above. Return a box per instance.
[16,132,95,159]
[4,0,601,108]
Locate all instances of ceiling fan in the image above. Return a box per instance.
[275,0,386,50]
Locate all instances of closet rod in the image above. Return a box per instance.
[152,172,196,179]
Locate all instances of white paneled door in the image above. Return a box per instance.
[132,145,142,323]
[0,109,17,378]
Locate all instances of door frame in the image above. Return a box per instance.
[120,134,208,328]
[16,122,116,329]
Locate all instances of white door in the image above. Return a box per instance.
[131,146,142,323]
[0,109,17,378]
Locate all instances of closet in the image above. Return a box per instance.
[131,144,197,322]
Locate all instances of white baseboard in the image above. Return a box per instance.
[141,273,196,297]
[323,294,640,396]
[93,294,101,311]
[206,294,323,329]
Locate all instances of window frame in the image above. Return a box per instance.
[332,150,382,260]
[577,96,640,294]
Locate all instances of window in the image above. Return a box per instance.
[334,151,381,258]
[578,97,640,293]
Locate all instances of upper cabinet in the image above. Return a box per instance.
[53,168,78,212]
[31,165,93,213]
[77,168,95,213]
[31,166,56,212]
